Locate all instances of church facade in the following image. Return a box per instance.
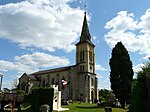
[19,13,99,103]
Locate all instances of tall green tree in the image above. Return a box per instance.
[130,59,150,112]
[109,42,133,108]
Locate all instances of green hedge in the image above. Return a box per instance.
[29,87,54,112]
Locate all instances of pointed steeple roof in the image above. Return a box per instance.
[76,12,94,46]
[80,12,91,42]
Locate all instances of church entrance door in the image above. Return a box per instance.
[91,91,94,103]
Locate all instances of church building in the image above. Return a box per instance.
[19,12,99,103]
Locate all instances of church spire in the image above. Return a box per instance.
[80,12,91,42]
[76,12,94,46]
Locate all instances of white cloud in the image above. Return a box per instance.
[105,11,137,32]
[92,36,100,44]
[133,63,145,78]
[2,79,19,89]
[98,77,110,90]
[0,52,70,74]
[0,0,85,52]
[97,74,103,79]
[95,64,107,71]
[143,55,150,60]
[138,9,150,34]
[104,10,150,60]
[93,36,97,40]
[2,80,13,89]
[133,63,145,73]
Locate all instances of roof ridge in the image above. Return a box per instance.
[30,65,75,75]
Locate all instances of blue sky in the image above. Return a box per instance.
[0,0,150,89]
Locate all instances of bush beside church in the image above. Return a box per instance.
[26,87,54,112]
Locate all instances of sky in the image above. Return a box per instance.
[0,0,150,89]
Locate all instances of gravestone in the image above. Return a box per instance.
[40,104,50,112]
[104,107,112,112]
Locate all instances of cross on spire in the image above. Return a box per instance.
[84,0,87,14]
[79,12,92,43]
[76,0,94,46]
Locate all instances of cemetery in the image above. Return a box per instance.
[0,83,129,112]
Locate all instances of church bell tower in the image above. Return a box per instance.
[76,12,98,103]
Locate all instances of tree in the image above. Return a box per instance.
[99,89,110,102]
[99,89,116,105]
[3,88,10,93]
[11,79,18,89]
[109,42,134,108]
[130,59,150,112]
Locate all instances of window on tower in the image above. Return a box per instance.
[90,66,92,72]
[89,51,93,63]
[80,66,82,72]
[83,65,84,71]
[80,65,84,72]
[80,50,84,62]
[91,78,94,86]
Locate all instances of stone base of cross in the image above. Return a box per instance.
[52,85,69,111]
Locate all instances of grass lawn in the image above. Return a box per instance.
[61,103,128,112]
[4,103,128,112]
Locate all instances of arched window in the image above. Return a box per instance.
[80,50,84,62]
[80,65,84,72]
[90,66,92,72]
[89,47,93,63]
[51,78,54,85]
[21,81,26,91]
[82,51,84,61]
[91,78,94,86]
[62,76,65,80]
[42,79,45,87]
[83,65,84,71]
[47,75,50,82]
[89,51,93,63]
[47,75,50,85]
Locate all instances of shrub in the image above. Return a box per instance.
[29,87,54,112]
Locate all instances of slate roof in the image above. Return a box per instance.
[30,65,75,76]
[27,74,38,80]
